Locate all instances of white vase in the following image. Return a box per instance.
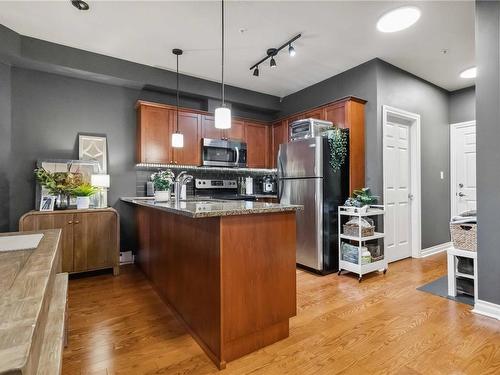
[76,196,90,210]
[154,190,171,202]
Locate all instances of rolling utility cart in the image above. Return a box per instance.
[338,205,387,282]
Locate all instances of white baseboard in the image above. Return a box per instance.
[420,242,453,258]
[473,299,500,320]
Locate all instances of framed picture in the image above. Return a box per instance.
[78,134,107,173]
[40,195,56,211]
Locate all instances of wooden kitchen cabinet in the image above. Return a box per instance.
[225,119,246,141]
[271,120,289,168]
[201,115,221,140]
[19,208,120,275]
[136,104,173,164]
[245,121,270,168]
[303,108,326,120]
[173,111,202,165]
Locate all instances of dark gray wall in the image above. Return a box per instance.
[376,60,451,249]
[279,59,379,190]
[0,63,11,232]
[279,58,451,249]
[476,0,500,305]
[449,86,476,124]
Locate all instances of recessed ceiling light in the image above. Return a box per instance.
[377,6,421,33]
[460,67,477,79]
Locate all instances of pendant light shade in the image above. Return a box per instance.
[215,107,231,129]
[215,0,231,130]
[171,132,184,148]
[172,48,184,148]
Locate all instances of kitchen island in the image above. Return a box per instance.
[122,198,301,369]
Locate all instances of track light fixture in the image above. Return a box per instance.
[71,0,89,10]
[270,57,277,68]
[249,33,301,76]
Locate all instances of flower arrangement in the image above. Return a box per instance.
[150,170,175,191]
[34,168,82,196]
[325,128,348,173]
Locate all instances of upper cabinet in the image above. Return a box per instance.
[246,121,270,168]
[201,115,222,140]
[173,111,202,165]
[226,119,246,141]
[271,121,288,168]
[136,104,173,164]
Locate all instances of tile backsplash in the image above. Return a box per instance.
[136,165,277,197]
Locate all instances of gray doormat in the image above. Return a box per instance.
[417,276,474,306]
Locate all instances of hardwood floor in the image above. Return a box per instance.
[63,253,500,374]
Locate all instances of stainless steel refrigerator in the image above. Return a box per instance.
[277,134,349,274]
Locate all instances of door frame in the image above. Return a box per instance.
[382,105,422,259]
[450,120,476,218]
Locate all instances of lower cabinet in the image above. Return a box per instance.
[19,208,120,275]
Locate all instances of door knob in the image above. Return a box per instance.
[408,194,414,200]
[458,192,467,197]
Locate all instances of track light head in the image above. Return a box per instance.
[288,44,296,57]
[71,0,89,10]
[253,67,259,77]
[270,57,277,68]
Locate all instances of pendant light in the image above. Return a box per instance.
[171,48,184,148]
[215,0,231,129]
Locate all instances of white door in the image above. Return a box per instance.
[384,120,412,262]
[451,122,476,216]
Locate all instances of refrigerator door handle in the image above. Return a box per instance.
[277,148,284,201]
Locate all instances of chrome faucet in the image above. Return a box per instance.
[174,171,193,204]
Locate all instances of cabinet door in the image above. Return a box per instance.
[137,105,173,163]
[173,112,202,165]
[19,213,75,273]
[136,207,150,278]
[324,103,346,128]
[225,119,246,141]
[271,121,288,168]
[73,211,118,272]
[303,108,325,120]
[246,122,270,168]
[201,115,223,140]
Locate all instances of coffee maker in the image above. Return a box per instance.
[260,175,277,194]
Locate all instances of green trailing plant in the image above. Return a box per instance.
[151,169,175,191]
[34,168,82,196]
[71,183,98,197]
[325,128,348,173]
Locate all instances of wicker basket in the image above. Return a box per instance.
[450,223,477,251]
[343,223,374,237]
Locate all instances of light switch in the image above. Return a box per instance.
[440,171,444,180]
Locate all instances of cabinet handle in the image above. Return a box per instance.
[68,220,73,224]
[74,220,80,224]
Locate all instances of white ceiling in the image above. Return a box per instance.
[0,1,475,97]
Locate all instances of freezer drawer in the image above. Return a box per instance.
[280,177,323,270]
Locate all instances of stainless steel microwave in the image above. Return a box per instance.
[201,138,247,167]
[289,118,333,142]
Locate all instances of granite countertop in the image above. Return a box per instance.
[121,197,301,218]
[0,229,61,375]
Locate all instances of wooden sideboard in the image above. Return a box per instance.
[19,208,120,275]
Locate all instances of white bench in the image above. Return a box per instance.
[447,247,477,303]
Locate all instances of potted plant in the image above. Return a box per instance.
[71,183,98,210]
[344,187,378,213]
[35,168,82,210]
[151,170,175,202]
